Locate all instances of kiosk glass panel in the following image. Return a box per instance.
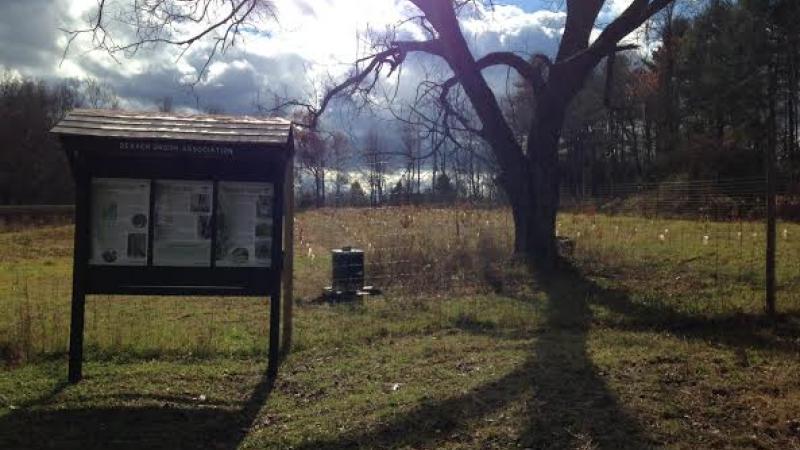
[89,178,150,266]
[215,181,274,268]
[153,180,214,267]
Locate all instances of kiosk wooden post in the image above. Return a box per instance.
[281,154,294,354]
[53,109,294,383]
[68,171,90,383]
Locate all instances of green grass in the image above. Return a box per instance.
[1,208,800,449]
[559,212,800,314]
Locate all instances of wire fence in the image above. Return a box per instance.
[1,177,799,366]
[554,176,800,315]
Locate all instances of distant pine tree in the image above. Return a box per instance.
[434,173,456,203]
[349,181,367,206]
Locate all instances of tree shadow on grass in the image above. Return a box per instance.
[0,368,274,450]
[290,263,655,449]
[584,269,800,356]
[517,264,653,449]
[289,261,799,449]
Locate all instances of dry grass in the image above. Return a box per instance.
[294,207,517,299]
[2,207,800,364]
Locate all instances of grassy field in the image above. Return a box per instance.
[1,207,799,449]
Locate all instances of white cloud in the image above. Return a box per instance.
[239,0,419,81]
[0,0,602,122]
[605,0,635,17]
[461,4,565,51]
[597,0,654,50]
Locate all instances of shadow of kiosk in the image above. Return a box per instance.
[52,109,295,383]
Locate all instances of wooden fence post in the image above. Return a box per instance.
[765,63,778,317]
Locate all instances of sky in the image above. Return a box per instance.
[0,0,641,129]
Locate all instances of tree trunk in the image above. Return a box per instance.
[507,163,559,269]
[505,93,566,269]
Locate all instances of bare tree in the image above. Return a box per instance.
[69,0,676,268]
[363,128,388,207]
[282,1,675,266]
[295,126,327,207]
[459,132,486,201]
[329,132,351,207]
[156,95,174,113]
[203,104,226,114]
[82,78,120,109]
[400,123,423,201]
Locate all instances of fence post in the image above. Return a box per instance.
[766,167,777,316]
[765,71,778,317]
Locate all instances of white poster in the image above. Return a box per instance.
[215,181,274,267]
[90,178,150,266]
[153,180,214,267]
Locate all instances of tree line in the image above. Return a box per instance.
[0,73,220,205]
[523,0,800,198]
[0,74,123,204]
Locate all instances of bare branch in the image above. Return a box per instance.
[437,77,482,136]
[61,0,277,83]
[475,51,551,91]
[264,39,444,130]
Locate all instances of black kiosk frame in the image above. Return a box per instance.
[52,109,294,383]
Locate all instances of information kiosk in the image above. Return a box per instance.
[52,109,294,383]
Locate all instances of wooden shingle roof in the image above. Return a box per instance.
[51,109,292,145]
